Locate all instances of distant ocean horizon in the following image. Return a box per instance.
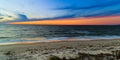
[0,24,120,45]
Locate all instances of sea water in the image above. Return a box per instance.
[0,24,120,44]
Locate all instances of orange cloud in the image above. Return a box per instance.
[9,16,120,25]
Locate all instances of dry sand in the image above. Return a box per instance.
[0,39,120,60]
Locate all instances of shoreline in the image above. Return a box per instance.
[0,38,120,46]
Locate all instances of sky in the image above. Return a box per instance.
[0,0,120,25]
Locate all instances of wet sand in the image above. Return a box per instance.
[0,39,120,60]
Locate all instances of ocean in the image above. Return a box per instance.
[0,24,120,44]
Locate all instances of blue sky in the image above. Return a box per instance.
[0,0,120,22]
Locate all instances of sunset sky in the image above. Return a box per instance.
[0,0,120,25]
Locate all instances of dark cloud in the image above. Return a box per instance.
[30,0,120,21]
[0,8,28,22]
[0,17,3,19]
[28,14,76,21]
[48,14,77,19]
[8,16,12,18]
[50,0,120,19]
[54,0,120,10]
[16,14,28,21]
[83,9,120,17]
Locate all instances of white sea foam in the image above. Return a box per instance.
[1,36,120,45]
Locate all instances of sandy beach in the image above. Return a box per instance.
[1,0,120,60]
[0,39,120,60]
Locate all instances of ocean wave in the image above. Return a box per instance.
[0,36,120,45]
